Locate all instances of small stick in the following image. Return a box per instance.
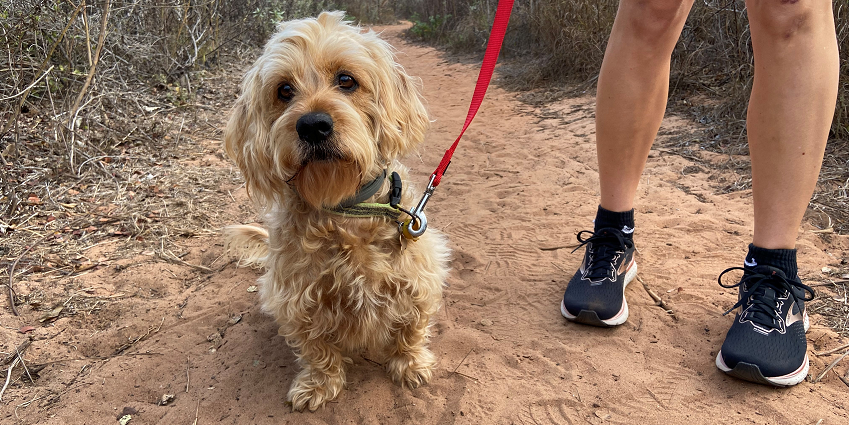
[159,252,213,273]
[454,371,479,381]
[192,398,200,425]
[453,349,473,373]
[185,356,190,393]
[812,349,849,383]
[7,234,53,315]
[2,339,31,366]
[0,339,32,401]
[0,357,20,401]
[814,342,849,357]
[834,370,849,389]
[637,276,677,320]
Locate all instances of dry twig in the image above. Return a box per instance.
[68,0,112,170]
[637,275,677,320]
[812,349,849,383]
[815,341,849,357]
[7,234,54,316]
[0,339,33,402]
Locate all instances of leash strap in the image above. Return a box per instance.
[430,0,515,187]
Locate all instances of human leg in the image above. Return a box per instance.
[596,0,695,212]
[716,0,838,386]
[562,0,694,326]
[745,0,839,249]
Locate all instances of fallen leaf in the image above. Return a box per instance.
[39,306,63,323]
[19,325,37,334]
[75,263,96,272]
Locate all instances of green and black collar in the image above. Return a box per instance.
[323,170,405,220]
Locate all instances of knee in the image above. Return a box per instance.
[745,0,821,40]
[619,0,695,43]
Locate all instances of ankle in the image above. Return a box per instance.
[594,205,635,236]
[745,243,798,280]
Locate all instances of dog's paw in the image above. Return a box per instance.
[288,369,344,411]
[387,348,436,388]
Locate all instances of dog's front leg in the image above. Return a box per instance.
[385,313,437,388]
[288,338,347,411]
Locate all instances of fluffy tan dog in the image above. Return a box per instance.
[223,11,450,411]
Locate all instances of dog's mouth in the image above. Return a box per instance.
[300,142,344,164]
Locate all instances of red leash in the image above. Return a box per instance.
[431,0,515,187]
[401,0,515,239]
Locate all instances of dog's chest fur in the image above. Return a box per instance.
[260,187,448,350]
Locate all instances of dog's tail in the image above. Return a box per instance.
[223,225,269,268]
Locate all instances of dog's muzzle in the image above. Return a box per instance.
[297,112,340,161]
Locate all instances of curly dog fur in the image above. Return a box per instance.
[223,11,450,411]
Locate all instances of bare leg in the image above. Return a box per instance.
[746,0,839,249]
[596,0,695,212]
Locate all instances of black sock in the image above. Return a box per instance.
[593,205,635,237]
[745,243,798,280]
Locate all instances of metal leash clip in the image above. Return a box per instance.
[400,174,437,240]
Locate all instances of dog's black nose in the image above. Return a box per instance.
[296,112,333,145]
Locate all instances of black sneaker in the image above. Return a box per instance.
[715,265,815,386]
[560,226,637,327]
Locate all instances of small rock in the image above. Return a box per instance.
[479,319,493,326]
[246,286,258,293]
[158,394,175,406]
[118,415,132,425]
[822,266,833,274]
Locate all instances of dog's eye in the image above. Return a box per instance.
[337,74,358,91]
[277,83,294,101]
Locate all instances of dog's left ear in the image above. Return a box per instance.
[370,39,429,160]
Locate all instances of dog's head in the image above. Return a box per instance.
[225,11,429,209]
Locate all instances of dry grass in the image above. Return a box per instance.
[0,1,404,318]
[0,63,247,318]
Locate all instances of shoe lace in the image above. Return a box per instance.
[718,266,815,330]
[572,227,631,281]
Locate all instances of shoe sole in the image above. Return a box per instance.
[560,260,638,327]
[715,311,810,387]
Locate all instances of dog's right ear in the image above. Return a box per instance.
[224,70,282,210]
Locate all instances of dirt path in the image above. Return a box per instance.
[2,22,848,425]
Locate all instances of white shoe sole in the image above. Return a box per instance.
[561,260,638,327]
[715,311,810,387]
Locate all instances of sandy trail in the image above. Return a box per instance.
[2,22,848,425]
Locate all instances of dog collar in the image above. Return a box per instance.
[324,170,404,220]
[338,169,387,208]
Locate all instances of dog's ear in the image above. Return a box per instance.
[371,39,429,160]
[224,69,282,210]
[316,10,347,27]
